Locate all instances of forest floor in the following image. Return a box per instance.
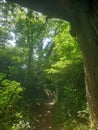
[32,100,55,130]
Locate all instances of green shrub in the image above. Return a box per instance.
[0,73,24,129]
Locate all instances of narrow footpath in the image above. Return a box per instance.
[33,101,54,130]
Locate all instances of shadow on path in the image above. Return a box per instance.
[33,101,54,130]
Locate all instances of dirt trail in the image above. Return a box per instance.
[33,101,54,130]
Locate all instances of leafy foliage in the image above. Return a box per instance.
[0,73,23,130]
[46,22,88,126]
[0,1,89,130]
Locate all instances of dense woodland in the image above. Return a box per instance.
[0,1,90,130]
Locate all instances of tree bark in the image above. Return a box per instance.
[77,13,98,129]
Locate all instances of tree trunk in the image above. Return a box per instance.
[77,13,98,129]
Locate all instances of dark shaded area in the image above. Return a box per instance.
[6,0,94,37]
[6,0,92,19]
[32,101,54,130]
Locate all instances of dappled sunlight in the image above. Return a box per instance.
[32,100,54,130]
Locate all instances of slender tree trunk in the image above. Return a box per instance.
[77,13,98,129]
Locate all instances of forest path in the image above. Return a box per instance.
[32,100,54,130]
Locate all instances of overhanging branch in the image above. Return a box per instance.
[6,0,92,21]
